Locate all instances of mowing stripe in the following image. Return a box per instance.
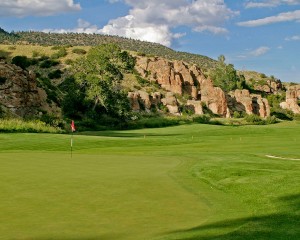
[265,155,300,161]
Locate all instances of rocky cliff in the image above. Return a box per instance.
[130,56,270,118]
[0,60,59,117]
[1,56,273,119]
[0,60,42,117]
[280,85,300,114]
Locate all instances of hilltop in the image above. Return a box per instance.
[0,30,217,71]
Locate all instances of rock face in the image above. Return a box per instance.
[186,100,203,115]
[133,56,271,117]
[200,79,228,117]
[161,92,180,115]
[128,91,161,112]
[254,79,283,94]
[0,61,41,117]
[227,90,270,118]
[280,85,300,114]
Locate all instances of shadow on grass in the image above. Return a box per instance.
[29,234,122,240]
[77,131,182,138]
[165,193,300,240]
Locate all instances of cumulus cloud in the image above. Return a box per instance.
[100,0,238,46]
[250,46,270,56]
[285,35,300,41]
[245,0,300,8]
[44,0,238,47]
[0,0,81,17]
[43,19,101,34]
[237,10,300,26]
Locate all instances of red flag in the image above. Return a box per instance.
[71,120,76,132]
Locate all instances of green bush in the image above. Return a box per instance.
[40,59,59,68]
[72,48,87,55]
[40,114,66,129]
[48,69,63,79]
[51,47,67,59]
[233,111,242,118]
[11,55,31,69]
[265,116,278,124]
[128,117,180,129]
[293,114,300,121]
[271,108,293,121]
[244,114,265,125]
[192,114,211,124]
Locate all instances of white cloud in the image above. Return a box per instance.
[250,46,270,56]
[237,10,300,26]
[285,35,300,40]
[245,0,300,8]
[43,19,101,34]
[0,0,81,17]
[44,0,238,47]
[100,15,175,46]
[100,0,238,46]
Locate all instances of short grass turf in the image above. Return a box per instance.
[0,122,299,240]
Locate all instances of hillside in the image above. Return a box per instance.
[0,30,299,130]
[0,30,217,70]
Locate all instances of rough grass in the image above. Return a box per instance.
[0,44,90,63]
[0,122,299,240]
[0,118,64,133]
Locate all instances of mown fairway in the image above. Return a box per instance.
[0,122,299,240]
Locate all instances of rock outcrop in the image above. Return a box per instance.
[133,56,271,118]
[200,79,228,117]
[227,89,270,118]
[128,91,161,112]
[280,85,300,114]
[254,79,283,94]
[0,61,41,117]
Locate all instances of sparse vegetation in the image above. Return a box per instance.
[0,118,64,133]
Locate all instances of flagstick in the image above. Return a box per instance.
[71,131,73,158]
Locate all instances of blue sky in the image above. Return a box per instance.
[0,0,300,82]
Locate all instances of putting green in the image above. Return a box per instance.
[0,122,299,239]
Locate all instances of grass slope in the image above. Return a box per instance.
[0,31,217,70]
[0,122,299,240]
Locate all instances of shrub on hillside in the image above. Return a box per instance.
[72,48,87,55]
[192,114,211,124]
[40,59,59,68]
[11,56,31,69]
[244,114,265,125]
[51,47,67,59]
[270,108,293,121]
[233,111,244,118]
[48,69,63,79]
[265,116,278,124]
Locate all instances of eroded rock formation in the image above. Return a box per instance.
[132,56,271,117]
[0,61,41,117]
[280,85,300,114]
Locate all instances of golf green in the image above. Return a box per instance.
[0,122,299,239]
